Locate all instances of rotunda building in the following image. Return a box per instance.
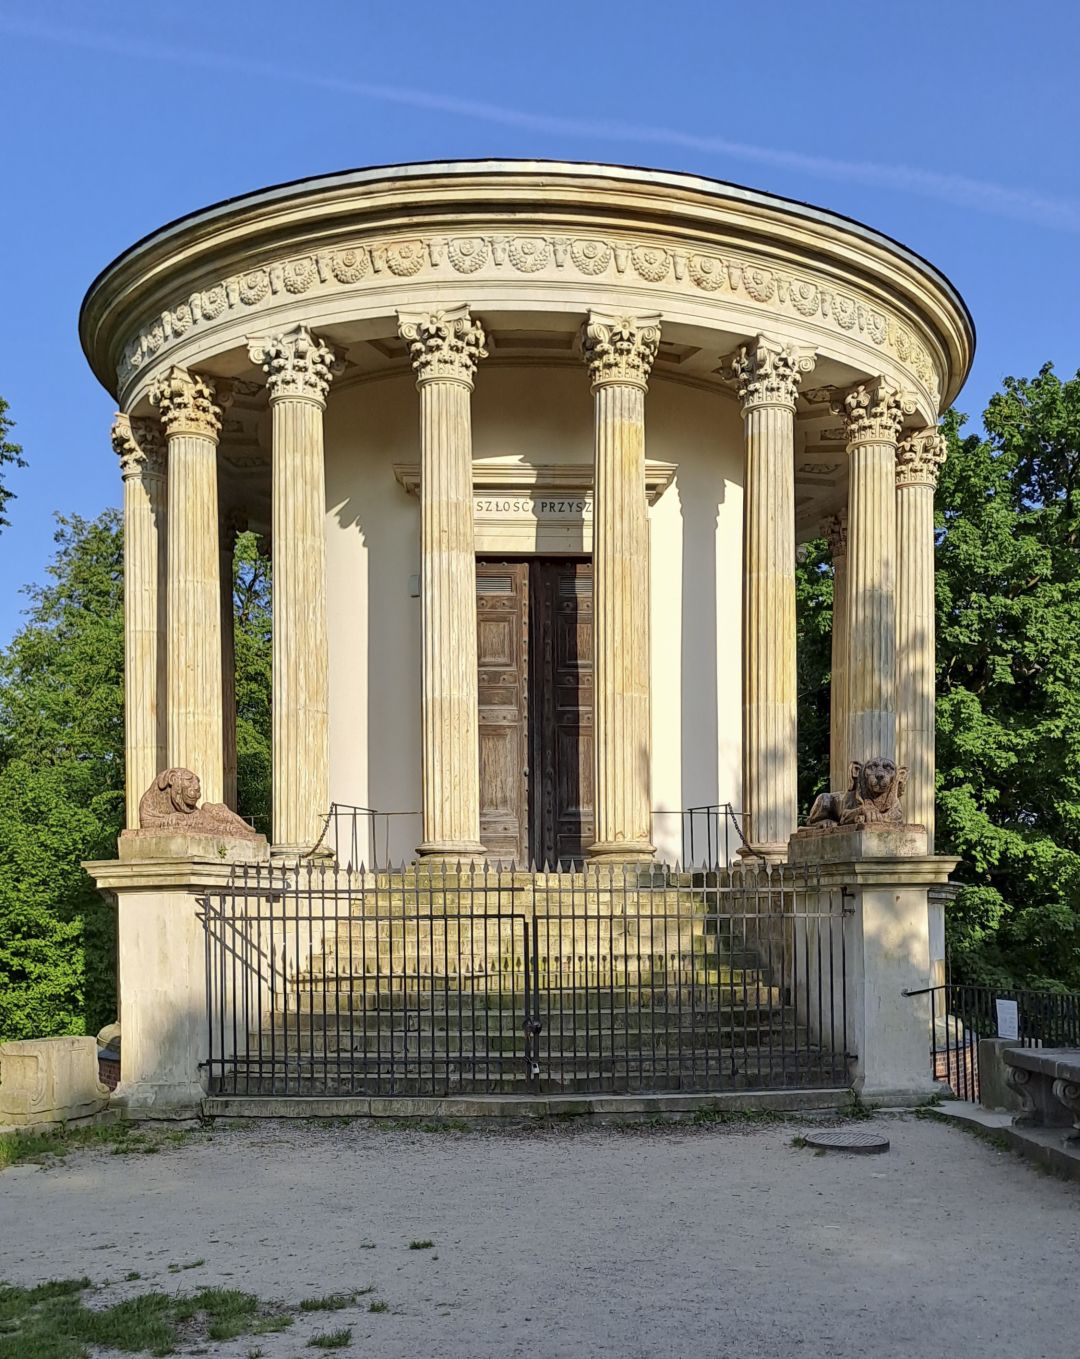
[82,160,974,868]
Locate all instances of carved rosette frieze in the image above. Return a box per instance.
[837,378,917,448]
[397,306,487,387]
[896,427,948,487]
[823,508,848,558]
[247,325,343,406]
[111,413,166,481]
[116,231,942,406]
[729,336,815,411]
[582,311,661,390]
[148,367,226,440]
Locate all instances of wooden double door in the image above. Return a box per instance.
[476,559,594,866]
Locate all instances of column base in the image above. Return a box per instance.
[737,842,788,865]
[271,843,334,865]
[415,840,487,865]
[588,840,656,864]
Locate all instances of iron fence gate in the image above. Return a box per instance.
[201,862,851,1097]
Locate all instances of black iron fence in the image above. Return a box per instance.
[920,983,1080,1101]
[201,861,850,1099]
[312,803,755,871]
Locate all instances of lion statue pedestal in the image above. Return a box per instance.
[118,768,269,863]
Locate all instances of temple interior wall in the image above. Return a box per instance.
[323,365,743,864]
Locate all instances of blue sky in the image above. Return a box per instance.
[0,0,1077,645]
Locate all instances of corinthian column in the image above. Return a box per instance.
[149,366,227,803]
[896,429,946,847]
[248,326,341,855]
[112,414,167,828]
[837,378,915,767]
[730,336,815,860]
[582,311,661,862]
[824,510,849,794]
[398,306,487,861]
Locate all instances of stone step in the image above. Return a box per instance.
[270,985,785,1012]
[246,1020,807,1055]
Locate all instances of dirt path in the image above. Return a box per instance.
[1,1114,1077,1358]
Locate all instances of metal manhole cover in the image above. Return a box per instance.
[800,1128,890,1154]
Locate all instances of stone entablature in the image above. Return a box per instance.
[81,163,972,423]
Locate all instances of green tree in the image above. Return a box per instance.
[796,363,1080,991]
[0,513,124,1039]
[935,368,1080,990]
[0,515,273,1042]
[0,396,27,530]
[233,531,272,833]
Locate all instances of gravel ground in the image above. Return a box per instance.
[1,1113,1078,1358]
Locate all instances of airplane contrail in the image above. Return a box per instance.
[4,14,1078,232]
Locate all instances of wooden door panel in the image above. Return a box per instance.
[531,560,594,866]
[476,563,528,864]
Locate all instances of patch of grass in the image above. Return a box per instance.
[407,1240,434,1250]
[0,1122,157,1172]
[300,1292,358,1312]
[124,1271,142,1282]
[416,1119,470,1133]
[308,1327,353,1349]
[368,1299,389,1314]
[167,1259,205,1273]
[790,1134,808,1148]
[0,1278,296,1356]
[844,1093,875,1122]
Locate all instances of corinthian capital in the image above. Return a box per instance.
[896,427,948,488]
[836,377,916,447]
[582,311,661,389]
[397,305,487,386]
[247,325,343,405]
[148,366,226,439]
[111,413,166,481]
[730,335,815,411]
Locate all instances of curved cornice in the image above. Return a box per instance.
[80,159,974,411]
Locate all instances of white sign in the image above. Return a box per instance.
[473,495,593,520]
[995,997,1019,1040]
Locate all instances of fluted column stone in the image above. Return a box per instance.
[248,326,341,855]
[149,366,227,804]
[112,414,168,828]
[398,306,487,860]
[824,510,849,795]
[582,311,661,862]
[731,336,815,860]
[896,429,946,848]
[837,378,915,768]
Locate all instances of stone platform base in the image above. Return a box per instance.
[935,1101,1080,1183]
[202,1087,852,1123]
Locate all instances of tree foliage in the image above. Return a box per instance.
[0,396,27,530]
[797,363,1080,991]
[0,515,272,1041]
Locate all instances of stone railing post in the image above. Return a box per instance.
[896,428,946,848]
[731,336,815,859]
[112,414,168,828]
[248,326,341,855]
[398,306,487,861]
[837,378,915,766]
[824,509,849,795]
[582,310,661,862]
[149,366,227,804]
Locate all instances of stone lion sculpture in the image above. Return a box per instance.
[138,768,259,838]
[807,756,908,829]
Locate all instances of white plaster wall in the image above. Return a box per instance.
[324,365,743,865]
